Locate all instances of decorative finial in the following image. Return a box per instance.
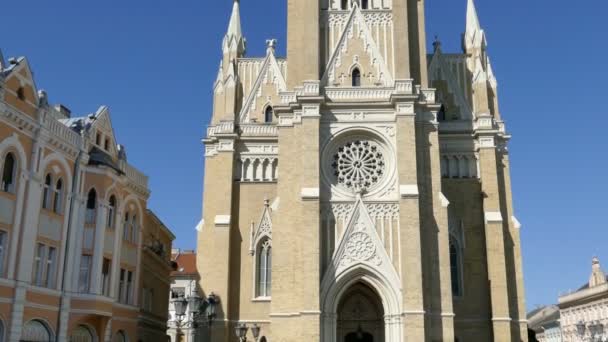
[266,39,277,55]
[433,35,442,52]
[352,179,367,199]
[593,256,600,265]
[264,197,270,207]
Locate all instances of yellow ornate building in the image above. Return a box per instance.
[198,0,527,341]
[0,53,175,341]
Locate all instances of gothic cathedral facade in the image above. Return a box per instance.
[197,0,527,341]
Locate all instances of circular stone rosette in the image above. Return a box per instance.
[322,130,394,198]
[345,232,376,261]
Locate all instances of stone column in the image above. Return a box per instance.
[197,133,236,342]
[90,201,108,294]
[395,102,425,341]
[425,112,455,342]
[477,128,512,341]
[110,208,124,299]
[9,135,43,342]
[6,169,27,279]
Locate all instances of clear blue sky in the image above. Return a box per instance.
[2,0,606,311]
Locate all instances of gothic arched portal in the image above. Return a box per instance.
[338,282,384,342]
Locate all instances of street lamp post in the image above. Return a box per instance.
[235,323,262,342]
[235,323,248,342]
[171,292,219,342]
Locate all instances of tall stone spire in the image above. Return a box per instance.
[463,0,486,52]
[223,0,246,57]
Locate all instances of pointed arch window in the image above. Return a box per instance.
[108,196,117,229]
[42,174,53,210]
[52,178,63,214]
[123,212,131,241]
[264,106,274,124]
[1,152,16,193]
[256,238,272,298]
[22,319,53,342]
[85,189,97,224]
[352,68,361,87]
[450,236,463,297]
[130,214,138,244]
[438,104,447,122]
[16,87,25,101]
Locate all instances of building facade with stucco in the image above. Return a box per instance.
[197,0,527,341]
[0,53,174,341]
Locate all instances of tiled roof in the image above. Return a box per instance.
[171,251,197,277]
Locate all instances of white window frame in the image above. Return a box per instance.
[52,179,63,214]
[102,258,111,296]
[78,255,92,293]
[33,243,45,286]
[42,175,53,210]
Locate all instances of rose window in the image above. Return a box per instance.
[331,140,385,190]
[345,232,375,261]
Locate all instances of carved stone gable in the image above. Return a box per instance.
[329,197,395,276]
[249,199,273,254]
[238,51,287,123]
[322,5,394,87]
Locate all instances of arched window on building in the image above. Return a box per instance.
[16,87,25,101]
[256,239,272,298]
[351,68,361,87]
[130,214,138,243]
[450,236,463,297]
[438,104,446,122]
[264,106,274,124]
[108,195,117,229]
[341,0,348,10]
[71,325,95,342]
[21,319,53,342]
[362,0,369,9]
[85,189,97,224]
[42,174,53,210]
[113,330,127,342]
[52,179,63,214]
[123,212,131,242]
[1,152,16,193]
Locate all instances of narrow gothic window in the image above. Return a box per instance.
[108,195,117,229]
[450,237,462,296]
[16,87,25,101]
[438,104,446,122]
[42,174,53,210]
[362,0,369,9]
[256,239,272,297]
[86,189,97,224]
[1,153,16,193]
[53,178,63,214]
[264,106,273,123]
[352,68,361,87]
[341,0,348,10]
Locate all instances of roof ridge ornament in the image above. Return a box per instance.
[266,39,277,56]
